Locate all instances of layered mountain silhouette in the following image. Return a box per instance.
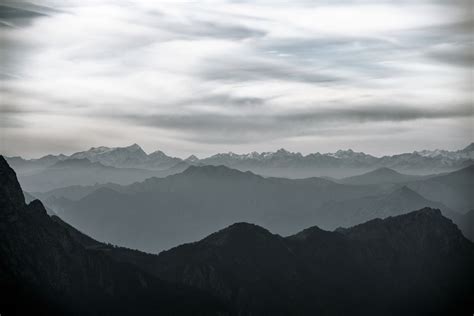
[43,164,473,253]
[339,167,426,185]
[1,156,473,315]
[0,156,227,315]
[151,211,474,314]
[6,143,474,182]
[16,158,179,192]
[406,164,474,213]
[316,185,461,229]
[46,165,380,252]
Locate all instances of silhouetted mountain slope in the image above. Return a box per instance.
[339,167,425,185]
[407,164,474,212]
[316,186,457,228]
[0,156,227,315]
[53,165,380,252]
[65,209,474,315]
[17,158,169,192]
[31,183,123,202]
[4,154,67,176]
[456,210,474,241]
[147,208,474,315]
[2,156,473,315]
[48,163,473,251]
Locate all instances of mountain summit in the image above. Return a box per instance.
[340,167,422,185]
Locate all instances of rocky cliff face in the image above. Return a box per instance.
[0,156,226,315]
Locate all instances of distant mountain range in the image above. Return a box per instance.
[1,156,473,315]
[16,157,181,192]
[39,164,474,253]
[6,143,474,179]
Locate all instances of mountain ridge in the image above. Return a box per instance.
[0,155,228,315]
[6,142,474,178]
[1,155,473,315]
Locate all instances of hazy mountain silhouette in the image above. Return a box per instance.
[1,156,473,315]
[315,185,462,229]
[339,167,426,185]
[44,164,473,252]
[16,158,180,192]
[69,144,182,169]
[406,164,474,213]
[50,165,382,252]
[6,143,473,180]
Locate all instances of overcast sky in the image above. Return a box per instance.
[0,0,472,158]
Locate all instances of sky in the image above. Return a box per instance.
[0,0,472,158]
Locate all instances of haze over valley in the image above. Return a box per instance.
[6,143,473,253]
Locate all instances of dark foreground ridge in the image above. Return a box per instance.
[1,156,473,315]
[0,156,228,315]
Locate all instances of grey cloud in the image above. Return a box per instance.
[0,2,58,27]
[427,45,474,67]
[287,104,473,124]
[200,57,339,84]
[163,18,266,40]
[109,103,472,144]
[184,94,267,108]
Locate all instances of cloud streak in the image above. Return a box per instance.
[0,0,472,157]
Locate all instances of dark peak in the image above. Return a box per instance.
[371,207,444,224]
[342,207,454,241]
[25,199,47,216]
[182,165,260,179]
[0,155,25,213]
[287,225,329,241]
[227,222,270,232]
[203,222,275,246]
[415,207,443,216]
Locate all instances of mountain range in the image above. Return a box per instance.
[15,158,181,192]
[6,143,474,181]
[39,164,473,253]
[1,156,473,315]
[0,156,227,315]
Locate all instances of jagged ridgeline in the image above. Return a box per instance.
[1,156,473,315]
[6,143,474,192]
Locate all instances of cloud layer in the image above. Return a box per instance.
[0,0,472,158]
